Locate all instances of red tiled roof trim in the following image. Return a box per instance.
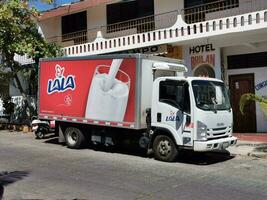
[39,0,114,21]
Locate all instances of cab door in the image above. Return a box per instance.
[151,79,192,146]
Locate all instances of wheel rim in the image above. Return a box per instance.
[158,139,172,157]
[36,132,43,138]
[67,131,78,145]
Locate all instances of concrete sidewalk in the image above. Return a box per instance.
[227,134,267,159]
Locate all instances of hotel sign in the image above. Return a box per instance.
[190,44,216,69]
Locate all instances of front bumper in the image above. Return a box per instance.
[194,136,237,152]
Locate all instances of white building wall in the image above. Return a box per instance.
[87,5,106,30]
[154,0,183,14]
[223,43,267,83]
[38,17,61,42]
[223,43,267,132]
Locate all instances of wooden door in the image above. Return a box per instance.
[229,74,256,133]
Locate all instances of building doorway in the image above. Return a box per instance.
[229,74,256,133]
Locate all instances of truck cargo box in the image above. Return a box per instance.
[38,54,185,130]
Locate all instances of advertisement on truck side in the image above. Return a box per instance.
[39,59,136,123]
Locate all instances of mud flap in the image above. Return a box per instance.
[58,125,66,143]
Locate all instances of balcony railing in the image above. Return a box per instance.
[182,0,267,24]
[62,30,87,45]
[47,29,98,47]
[106,16,155,34]
[102,10,178,39]
[45,11,178,47]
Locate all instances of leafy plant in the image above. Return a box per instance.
[239,93,267,117]
[0,0,63,121]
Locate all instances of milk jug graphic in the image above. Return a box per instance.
[85,59,130,122]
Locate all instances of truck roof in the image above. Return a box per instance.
[40,53,184,65]
[161,76,224,83]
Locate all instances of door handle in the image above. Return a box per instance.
[157,113,161,122]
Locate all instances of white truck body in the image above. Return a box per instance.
[38,54,237,161]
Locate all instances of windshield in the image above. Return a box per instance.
[192,80,231,111]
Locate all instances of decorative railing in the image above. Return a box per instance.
[106,16,155,34]
[103,10,178,38]
[38,0,267,58]
[15,0,267,63]
[183,0,239,24]
[182,0,267,24]
[62,9,267,56]
[14,54,34,65]
[45,11,178,47]
[62,30,87,45]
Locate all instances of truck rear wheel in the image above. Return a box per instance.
[153,135,178,162]
[35,130,45,139]
[65,127,85,149]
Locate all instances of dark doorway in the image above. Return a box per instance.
[229,74,256,133]
[61,11,87,44]
[62,11,87,35]
[106,0,154,33]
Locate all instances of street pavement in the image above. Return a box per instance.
[227,140,267,158]
[0,130,267,200]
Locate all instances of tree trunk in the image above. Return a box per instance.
[4,53,26,96]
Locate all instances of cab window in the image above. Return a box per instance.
[159,80,190,113]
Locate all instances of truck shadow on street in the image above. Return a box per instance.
[176,150,234,165]
[43,136,234,165]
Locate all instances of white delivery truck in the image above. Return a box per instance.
[37,54,237,162]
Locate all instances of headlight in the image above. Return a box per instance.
[197,121,207,141]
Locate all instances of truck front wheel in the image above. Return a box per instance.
[153,135,178,162]
[65,127,85,149]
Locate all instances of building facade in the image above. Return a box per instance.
[24,0,267,133]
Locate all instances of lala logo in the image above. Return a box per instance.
[47,64,76,94]
[166,111,180,122]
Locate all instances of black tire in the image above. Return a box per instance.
[65,127,85,149]
[35,130,45,139]
[153,135,178,162]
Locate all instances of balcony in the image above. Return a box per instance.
[14,54,34,65]
[182,0,267,24]
[183,0,239,24]
[61,0,267,57]
[106,15,155,35]
[62,30,87,45]
[45,10,178,48]
[14,0,267,65]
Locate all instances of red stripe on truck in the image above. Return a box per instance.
[39,115,134,128]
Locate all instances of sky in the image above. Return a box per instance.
[30,0,80,12]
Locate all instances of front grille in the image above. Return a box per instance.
[213,132,226,136]
[207,135,229,141]
[212,127,227,131]
[207,127,230,139]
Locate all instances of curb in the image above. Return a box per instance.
[248,152,267,159]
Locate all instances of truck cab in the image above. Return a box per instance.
[151,76,237,161]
